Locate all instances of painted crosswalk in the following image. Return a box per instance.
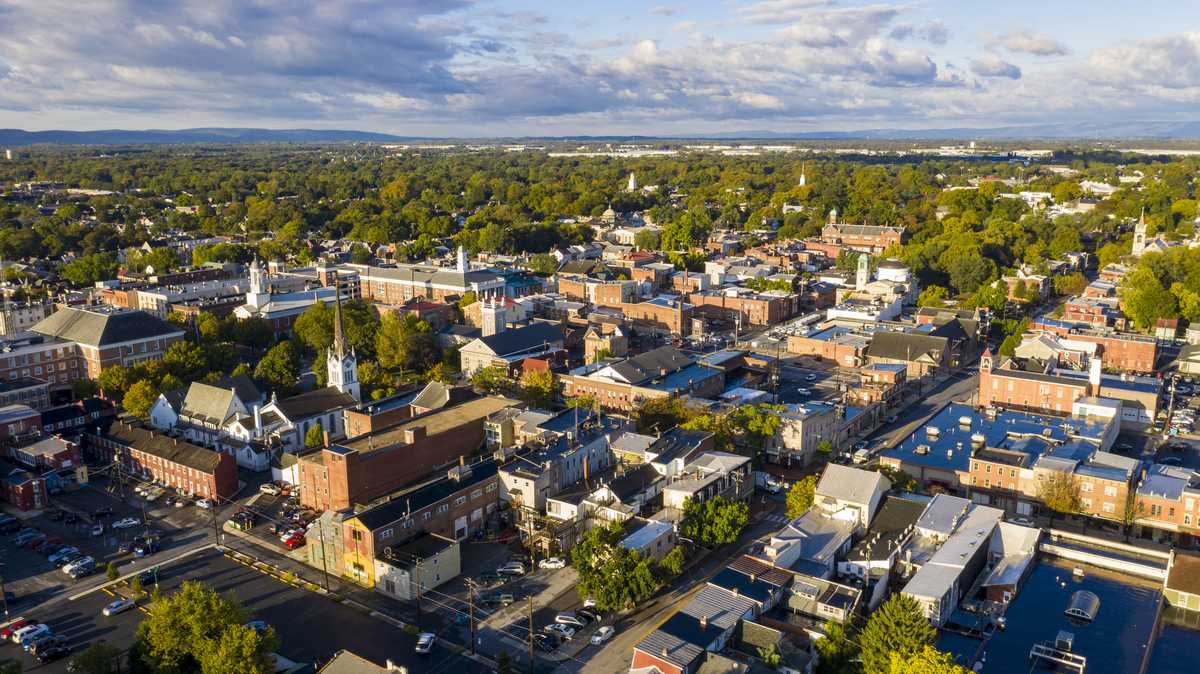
[764,513,791,525]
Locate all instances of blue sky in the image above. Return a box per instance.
[0,0,1197,135]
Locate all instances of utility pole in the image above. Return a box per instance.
[466,578,477,656]
[414,557,423,631]
[316,523,330,591]
[527,596,535,674]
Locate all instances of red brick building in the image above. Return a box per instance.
[1029,320,1158,374]
[0,468,47,511]
[10,436,81,471]
[687,290,799,327]
[621,299,692,336]
[978,350,1091,414]
[298,396,516,510]
[86,422,238,500]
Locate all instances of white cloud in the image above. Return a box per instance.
[735,92,785,109]
[970,54,1021,79]
[986,30,1069,56]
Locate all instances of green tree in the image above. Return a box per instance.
[305,423,325,448]
[72,378,99,399]
[680,496,749,547]
[376,313,437,372]
[137,581,277,674]
[657,546,685,579]
[634,228,661,251]
[292,301,334,354]
[917,285,950,307]
[571,521,661,611]
[1121,268,1178,331]
[888,646,970,674]
[122,379,160,418]
[162,340,208,381]
[471,365,512,395]
[1039,470,1082,525]
[97,364,134,399]
[70,642,124,674]
[786,476,817,519]
[814,621,859,674]
[528,253,559,275]
[876,465,916,492]
[61,252,118,286]
[106,561,120,582]
[758,643,783,669]
[253,341,299,396]
[634,397,698,432]
[130,575,145,597]
[519,370,558,408]
[1053,272,1088,296]
[859,594,937,674]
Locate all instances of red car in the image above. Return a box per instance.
[31,537,61,552]
[0,618,30,641]
[283,534,305,550]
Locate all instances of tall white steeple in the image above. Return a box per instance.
[1132,207,1148,257]
[246,259,270,309]
[326,281,360,401]
[457,245,469,272]
[627,173,637,192]
[855,253,870,291]
[799,162,807,187]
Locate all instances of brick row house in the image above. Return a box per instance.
[85,421,238,500]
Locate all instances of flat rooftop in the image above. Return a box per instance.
[345,396,518,453]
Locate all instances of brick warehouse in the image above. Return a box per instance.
[298,396,517,510]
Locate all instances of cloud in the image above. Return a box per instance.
[737,0,839,25]
[890,20,949,45]
[970,54,1021,79]
[986,30,1069,56]
[649,5,684,16]
[1085,31,1200,91]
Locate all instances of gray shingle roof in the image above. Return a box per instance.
[32,306,184,347]
[608,346,694,384]
[867,331,947,362]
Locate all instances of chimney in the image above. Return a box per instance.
[253,404,262,433]
[661,647,669,658]
[323,430,330,448]
[404,426,427,444]
[699,615,708,629]
[459,455,465,467]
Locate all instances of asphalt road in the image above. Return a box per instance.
[15,548,490,674]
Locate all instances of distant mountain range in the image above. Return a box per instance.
[0,127,412,146]
[3,121,1200,146]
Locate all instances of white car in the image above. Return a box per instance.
[582,597,598,609]
[91,524,104,537]
[805,373,818,382]
[543,623,575,640]
[103,598,136,616]
[259,483,281,496]
[497,562,526,576]
[539,557,566,570]
[1008,517,1036,528]
[63,556,95,575]
[414,632,436,654]
[112,517,140,529]
[195,498,215,509]
[591,625,615,645]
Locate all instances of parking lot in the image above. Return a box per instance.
[9,548,490,673]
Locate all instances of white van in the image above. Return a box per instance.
[852,448,873,464]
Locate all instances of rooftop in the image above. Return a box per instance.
[883,403,1111,474]
[345,396,518,453]
[354,458,499,530]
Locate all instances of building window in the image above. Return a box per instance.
[437,504,449,513]
[1104,486,1118,498]
[379,528,393,539]
[454,496,467,506]
[1080,482,1093,493]
[471,489,482,500]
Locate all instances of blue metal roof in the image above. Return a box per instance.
[883,403,1111,473]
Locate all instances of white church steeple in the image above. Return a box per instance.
[626,172,637,192]
[246,259,270,309]
[326,280,360,401]
[1132,207,1148,257]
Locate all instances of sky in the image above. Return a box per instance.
[0,0,1198,136]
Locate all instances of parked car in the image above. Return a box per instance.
[539,557,566,570]
[1008,517,1036,527]
[481,593,515,607]
[0,519,19,534]
[246,620,269,634]
[805,373,818,381]
[555,612,588,629]
[49,547,80,566]
[37,643,71,663]
[112,517,140,530]
[14,624,51,648]
[134,539,160,557]
[259,483,282,496]
[1162,457,1184,466]
[92,507,112,518]
[497,561,526,576]
[195,498,215,509]
[582,597,598,609]
[477,572,504,586]
[591,625,616,645]
[577,608,601,623]
[543,624,575,640]
[0,619,31,641]
[414,632,436,654]
[91,524,104,537]
[63,556,95,576]
[283,534,305,550]
[63,512,78,524]
[27,633,67,656]
[532,633,558,652]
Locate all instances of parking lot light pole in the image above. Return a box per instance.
[465,578,476,656]
[527,596,535,674]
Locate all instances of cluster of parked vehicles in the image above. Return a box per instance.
[534,608,613,652]
[1,619,70,663]
[6,514,98,581]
